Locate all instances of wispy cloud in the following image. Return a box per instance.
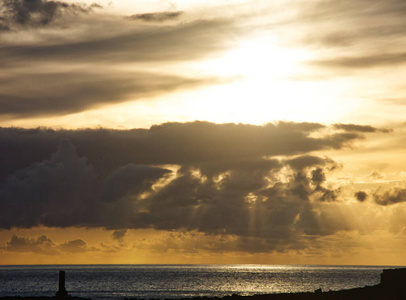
[0,0,101,31]
[129,11,183,22]
[333,123,392,133]
[0,72,215,117]
[309,52,406,70]
[0,2,239,118]
[282,0,406,73]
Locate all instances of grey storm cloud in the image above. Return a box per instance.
[0,139,170,229]
[0,121,366,181]
[0,121,378,251]
[137,157,344,242]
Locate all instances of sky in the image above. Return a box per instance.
[1,0,406,266]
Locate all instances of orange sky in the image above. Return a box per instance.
[1,0,406,266]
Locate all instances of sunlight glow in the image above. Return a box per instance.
[1,37,364,129]
[200,38,307,79]
[120,37,361,127]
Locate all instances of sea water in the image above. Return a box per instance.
[0,264,397,299]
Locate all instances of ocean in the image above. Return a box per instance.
[0,265,398,299]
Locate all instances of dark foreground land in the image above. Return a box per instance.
[2,268,406,300]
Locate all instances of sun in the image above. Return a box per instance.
[173,37,353,125]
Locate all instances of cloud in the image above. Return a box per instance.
[309,167,340,202]
[311,167,326,185]
[0,72,212,117]
[309,52,406,70]
[129,11,183,22]
[0,122,362,181]
[0,10,238,117]
[299,0,406,46]
[0,139,170,229]
[381,98,406,106]
[133,230,306,254]
[2,234,104,254]
[132,157,345,246]
[368,171,384,180]
[285,155,335,172]
[3,234,58,255]
[58,239,98,253]
[355,191,368,202]
[111,229,127,240]
[0,121,385,251]
[373,188,406,206]
[288,0,406,72]
[333,124,392,133]
[0,0,100,31]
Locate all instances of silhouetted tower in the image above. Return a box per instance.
[56,270,68,297]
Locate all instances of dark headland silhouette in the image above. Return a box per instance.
[1,268,406,300]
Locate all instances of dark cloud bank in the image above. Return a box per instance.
[0,121,392,252]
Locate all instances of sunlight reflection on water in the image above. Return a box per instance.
[0,264,393,299]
